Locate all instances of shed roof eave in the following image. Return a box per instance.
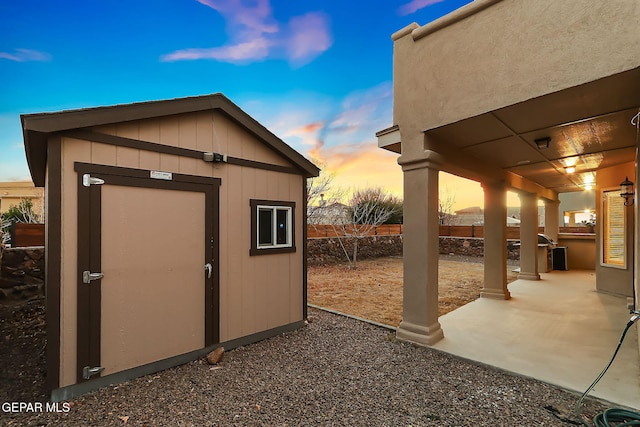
[21,94,320,183]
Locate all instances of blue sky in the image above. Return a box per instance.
[1,0,491,208]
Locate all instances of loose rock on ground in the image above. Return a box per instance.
[1,299,607,426]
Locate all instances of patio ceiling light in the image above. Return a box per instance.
[565,166,576,174]
[535,137,551,150]
[620,176,634,206]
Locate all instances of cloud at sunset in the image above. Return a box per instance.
[253,83,397,198]
[261,82,490,209]
[285,84,393,169]
[309,140,489,210]
[317,142,403,198]
[0,0,483,189]
[161,0,332,66]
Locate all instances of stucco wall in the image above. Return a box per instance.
[56,111,305,387]
[393,0,640,152]
[557,234,596,271]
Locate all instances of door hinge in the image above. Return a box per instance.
[82,366,104,379]
[82,271,104,284]
[82,174,105,187]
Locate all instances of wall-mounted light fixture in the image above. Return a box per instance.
[620,176,634,206]
[535,137,551,150]
[203,152,228,163]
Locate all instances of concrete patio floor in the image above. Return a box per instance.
[432,269,640,409]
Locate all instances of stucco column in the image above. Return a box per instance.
[396,151,444,346]
[518,192,540,280]
[481,183,510,300]
[544,199,560,242]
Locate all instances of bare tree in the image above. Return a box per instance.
[307,168,333,208]
[332,188,399,268]
[438,187,457,226]
[306,165,346,226]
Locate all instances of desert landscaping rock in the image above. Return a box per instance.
[0,299,608,426]
[207,347,225,365]
[307,235,404,266]
[0,247,45,303]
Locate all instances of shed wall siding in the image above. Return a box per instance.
[93,111,292,169]
[56,112,304,388]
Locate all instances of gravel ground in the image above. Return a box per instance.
[1,299,607,426]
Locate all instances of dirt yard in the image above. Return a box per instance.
[308,256,519,327]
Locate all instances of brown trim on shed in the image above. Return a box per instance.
[73,162,221,383]
[76,170,103,382]
[66,129,203,159]
[64,130,304,175]
[206,177,220,347]
[74,162,221,186]
[225,156,301,175]
[302,184,309,320]
[45,137,62,392]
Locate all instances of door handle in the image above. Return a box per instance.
[82,271,104,284]
[205,263,213,279]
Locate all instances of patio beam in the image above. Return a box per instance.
[422,134,558,202]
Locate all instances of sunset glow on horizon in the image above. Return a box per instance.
[1,0,489,210]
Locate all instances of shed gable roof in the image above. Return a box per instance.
[22,93,320,186]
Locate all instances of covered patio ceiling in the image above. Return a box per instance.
[382,67,640,195]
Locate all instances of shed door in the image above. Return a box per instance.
[75,163,220,383]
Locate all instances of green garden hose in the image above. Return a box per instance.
[575,315,640,426]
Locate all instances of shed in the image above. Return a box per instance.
[21,93,320,401]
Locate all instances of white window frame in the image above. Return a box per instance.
[257,205,293,249]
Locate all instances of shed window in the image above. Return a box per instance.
[251,200,296,255]
[601,189,626,268]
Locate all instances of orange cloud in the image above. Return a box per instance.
[298,122,323,134]
[309,140,496,210]
[306,141,401,199]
